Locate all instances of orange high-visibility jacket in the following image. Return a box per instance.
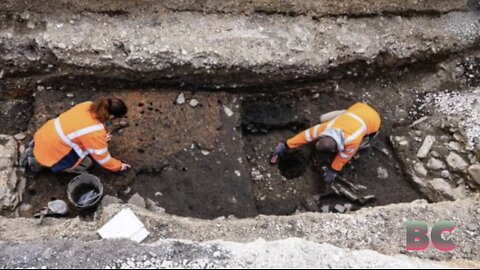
[286,102,381,172]
[33,101,122,172]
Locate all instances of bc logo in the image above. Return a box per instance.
[405,220,456,252]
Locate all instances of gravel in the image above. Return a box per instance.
[0,238,446,269]
[426,88,480,146]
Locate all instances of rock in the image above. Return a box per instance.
[440,170,451,179]
[119,121,128,127]
[176,93,186,105]
[377,167,388,179]
[213,251,221,258]
[189,99,199,107]
[446,152,469,172]
[467,164,480,185]
[431,151,440,158]
[426,158,446,170]
[123,187,131,194]
[128,193,146,208]
[429,178,453,198]
[414,162,428,177]
[304,197,319,212]
[252,173,263,181]
[321,205,329,213]
[417,135,436,159]
[452,185,467,200]
[469,155,477,165]
[201,150,210,156]
[27,22,35,29]
[448,141,461,151]
[391,136,409,150]
[145,198,166,213]
[101,195,123,208]
[453,133,463,142]
[0,135,21,210]
[466,144,474,152]
[19,203,32,212]
[334,204,346,213]
[13,133,26,141]
[66,93,74,98]
[223,106,234,117]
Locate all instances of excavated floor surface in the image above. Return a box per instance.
[5,75,433,219]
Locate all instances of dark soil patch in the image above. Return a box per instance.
[17,85,424,219]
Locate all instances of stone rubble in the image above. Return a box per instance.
[0,135,24,211]
[377,167,389,179]
[128,193,147,209]
[176,93,186,105]
[414,162,428,177]
[417,135,435,159]
[13,133,26,141]
[426,158,446,170]
[189,99,199,108]
[446,152,469,172]
[468,164,480,185]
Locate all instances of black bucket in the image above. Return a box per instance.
[67,174,104,210]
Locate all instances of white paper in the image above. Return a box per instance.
[97,208,150,243]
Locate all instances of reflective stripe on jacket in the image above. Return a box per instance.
[33,101,122,172]
[286,102,381,172]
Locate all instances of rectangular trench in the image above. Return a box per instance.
[8,81,425,219]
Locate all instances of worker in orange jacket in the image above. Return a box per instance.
[271,102,381,183]
[22,98,131,173]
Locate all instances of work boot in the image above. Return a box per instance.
[19,148,32,168]
[27,156,44,173]
[65,156,93,174]
[19,140,35,168]
[20,140,44,173]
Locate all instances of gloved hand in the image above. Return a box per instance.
[106,132,113,142]
[324,169,337,184]
[270,142,287,164]
[120,163,131,172]
[274,143,287,155]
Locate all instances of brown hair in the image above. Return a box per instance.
[90,98,128,123]
[316,136,337,153]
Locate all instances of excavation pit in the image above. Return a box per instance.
[6,84,427,219]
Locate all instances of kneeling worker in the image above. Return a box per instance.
[271,102,381,183]
[23,98,131,174]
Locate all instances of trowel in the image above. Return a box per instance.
[33,199,69,225]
